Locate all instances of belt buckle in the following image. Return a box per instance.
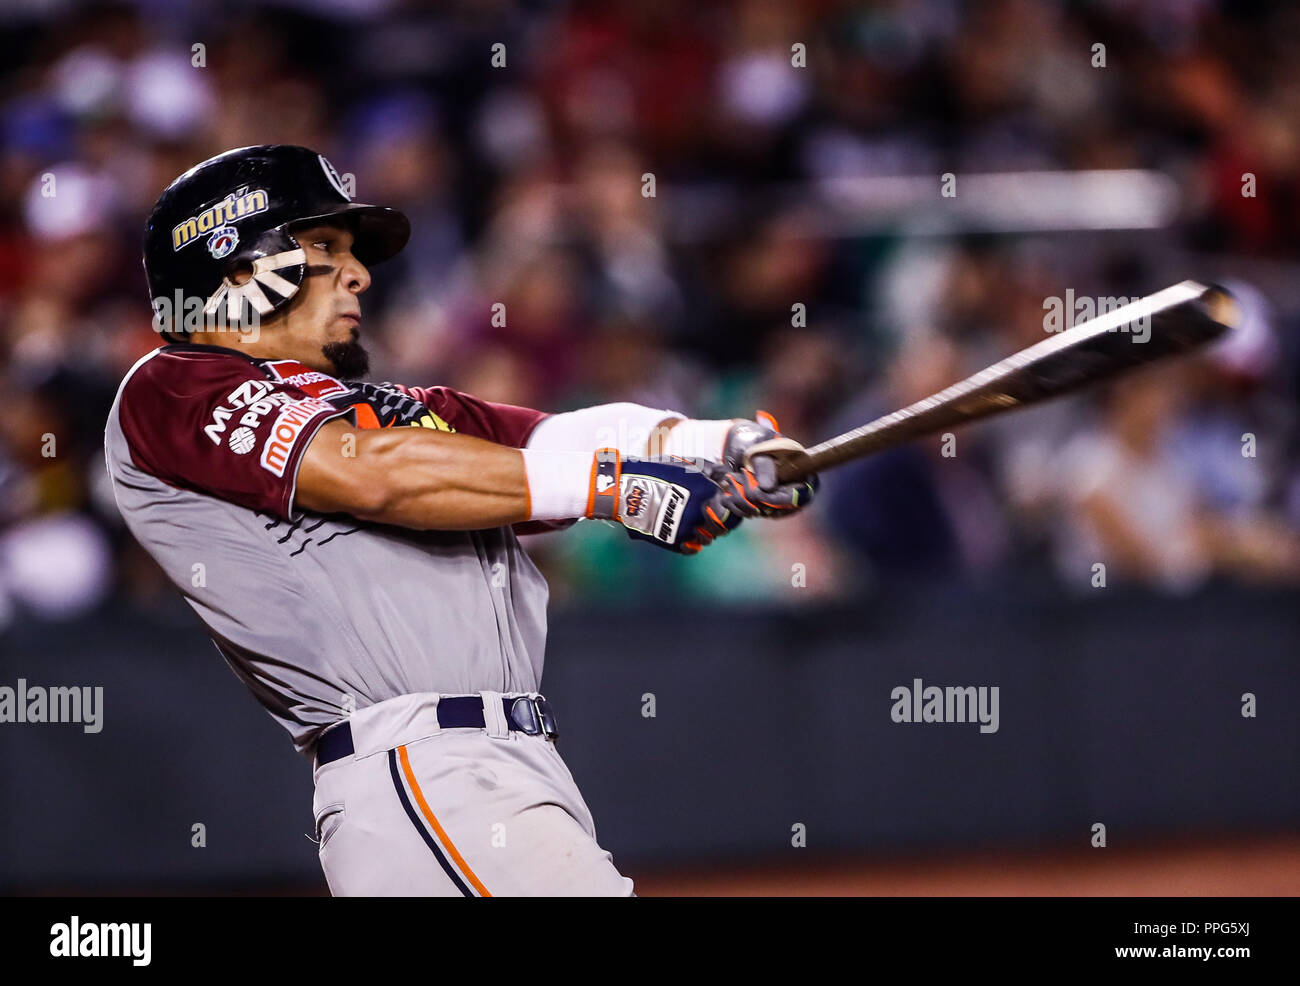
[534,696,558,741]
[509,695,558,741]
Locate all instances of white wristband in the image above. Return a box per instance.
[519,448,595,521]
[655,418,735,462]
[527,403,684,456]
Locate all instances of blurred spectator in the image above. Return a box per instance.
[1049,363,1300,592]
[0,0,1298,617]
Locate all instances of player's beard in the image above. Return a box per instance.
[322,334,370,379]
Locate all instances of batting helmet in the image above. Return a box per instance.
[143,144,409,330]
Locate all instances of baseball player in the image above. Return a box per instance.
[104,145,818,896]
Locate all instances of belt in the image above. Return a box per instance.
[314,695,559,767]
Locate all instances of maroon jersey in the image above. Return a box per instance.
[105,343,554,755]
[116,343,546,521]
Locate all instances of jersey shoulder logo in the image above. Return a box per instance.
[261,359,350,399]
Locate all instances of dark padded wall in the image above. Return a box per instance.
[1,581,1295,891]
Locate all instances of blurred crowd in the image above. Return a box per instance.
[2,0,1300,624]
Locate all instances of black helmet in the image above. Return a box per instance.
[143,144,409,329]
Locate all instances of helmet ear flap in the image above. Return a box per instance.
[203,226,307,327]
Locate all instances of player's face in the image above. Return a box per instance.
[278,222,373,378]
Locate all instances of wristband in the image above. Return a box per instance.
[518,448,593,521]
[519,447,627,521]
[654,418,735,462]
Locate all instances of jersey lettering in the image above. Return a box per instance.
[203,379,276,444]
[261,396,337,476]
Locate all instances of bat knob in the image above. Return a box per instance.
[1201,284,1241,331]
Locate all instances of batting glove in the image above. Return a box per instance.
[586,450,742,555]
[714,410,819,517]
[707,463,818,520]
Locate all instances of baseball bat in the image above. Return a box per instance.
[748,281,1238,486]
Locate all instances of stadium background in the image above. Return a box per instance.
[1,0,1297,894]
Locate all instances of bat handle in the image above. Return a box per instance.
[743,437,816,488]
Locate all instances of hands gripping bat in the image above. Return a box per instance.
[744,281,1239,488]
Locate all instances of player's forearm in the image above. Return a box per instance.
[298,423,531,530]
[365,433,531,529]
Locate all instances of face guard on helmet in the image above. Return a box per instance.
[143,144,409,332]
